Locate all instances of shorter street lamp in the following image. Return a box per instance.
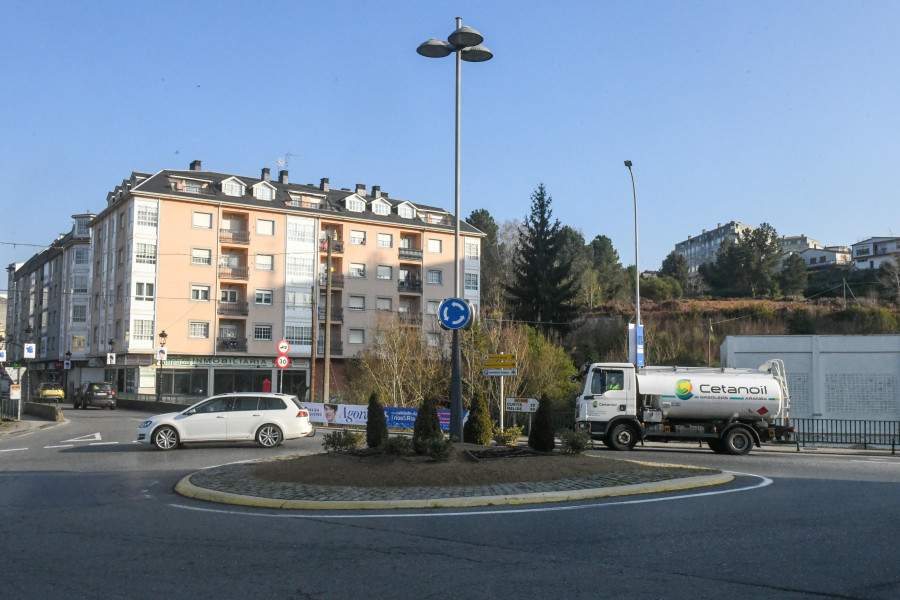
[156,331,168,403]
[64,350,72,403]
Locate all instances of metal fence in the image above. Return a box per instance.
[792,418,900,451]
[1,395,21,420]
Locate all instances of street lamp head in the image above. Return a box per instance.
[624,160,633,168]
[461,44,493,62]
[159,330,168,346]
[417,38,454,58]
[448,24,484,48]
[65,351,71,358]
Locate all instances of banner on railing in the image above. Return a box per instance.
[306,402,465,431]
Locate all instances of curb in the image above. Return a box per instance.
[173,470,734,510]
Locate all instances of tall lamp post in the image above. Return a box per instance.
[417,17,493,442]
[624,161,643,366]
[156,330,167,403]
[64,350,72,403]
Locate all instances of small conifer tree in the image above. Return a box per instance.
[366,392,389,448]
[463,389,493,445]
[413,395,443,454]
[528,394,556,452]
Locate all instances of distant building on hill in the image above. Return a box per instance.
[674,221,754,275]
[851,237,900,270]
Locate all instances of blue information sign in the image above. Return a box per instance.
[438,297,472,330]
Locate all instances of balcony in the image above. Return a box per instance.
[316,340,344,356]
[216,337,248,352]
[319,273,344,288]
[319,239,345,253]
[317,306,344,321]
[398,279,423,294]
[219,229,250,244]
[217,301,249,316]
[399,312,422,326]
[219,265,249,280]
[398,247,423,261]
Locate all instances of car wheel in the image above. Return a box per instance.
[109,404,116,410]
[256,424,283,448]
[723,428,754,455]
[606,423,638,451]
[152,426,179,451]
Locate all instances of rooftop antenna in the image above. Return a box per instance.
[273,152,295,171]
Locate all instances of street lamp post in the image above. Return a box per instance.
[64,350,72,404]
[156,331,167,403]
[417,17,493,442]
[624,160,642,366]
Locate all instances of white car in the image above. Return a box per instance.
[137,393,314,451]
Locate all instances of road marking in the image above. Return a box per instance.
[89,442,119,446]
[63,433,101,442]
[44,445,74,449]
[0,448,28,453]
[170,472,773,520]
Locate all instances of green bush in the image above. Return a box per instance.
[528,394,556,452]
[419,437,453,461]
[463,390,494,445]
[492,425,523,446]
[559,430,591,454]
[366,392,389,449]
[322,429,365,453]
[413,395,443,455]
[383,435,413,456]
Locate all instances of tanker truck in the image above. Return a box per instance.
[574,361,792,455]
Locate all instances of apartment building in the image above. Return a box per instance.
[85,160,482,400]
[5,214,94,395]
[674,221,755,275]
[851,237,900,270]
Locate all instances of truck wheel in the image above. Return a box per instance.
[723,428,754,455]
[607,423,638,451]
[707,439,727,454]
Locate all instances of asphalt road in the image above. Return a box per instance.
[2,407,900,600]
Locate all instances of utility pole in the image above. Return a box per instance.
[309,285,317,403]
[323,235,333,403]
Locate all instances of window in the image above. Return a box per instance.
[427,270,443,285]
[376,265,392,280]
[223,180,244,197]
[191,248,212,265]
[189,321,210,339]
[286,291,311,309]
[132,320,154,341]
[255,186,274,201]
[285,325,312,345]
[427,300,440,315]
[287,256,314,279]
[220,289,238,303]
[72,305,87,323]
[190,285,211,301]
[75,218,90,236]
[372,202,389,216]
[287,222,315,243]
[349,329,365,344]
[398,204,415,219]
[135,243,156,264]
[427,239,442,253]
[135,282,155,301]
[74,247,89,264]
[193,212,213,229]
[73,276,88,294]
[185,182,202,194]
[137,205,158,228]
[116,284,123,303]
[350,230,366,245]
[117,248,124,266]
[376,297,392,311]
[465,241,479,259]
[72,334,85,352]
[347,198,364,212]
[349,262,366,278]
[257,219,275,236]
[254,324,273,341]
[427,332,442,347]
[256,254,274,271]
[349,295,365,311]
[377,233,393,248]
[255,289,273,305]
[464,273,479,291]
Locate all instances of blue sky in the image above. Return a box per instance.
[2,0,899,287]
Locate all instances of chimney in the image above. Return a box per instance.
[355,183,366,196]
[371,185,381,198]
[190,160,202,171]
[278,170,289,184]
[261,167,270,181]
[319,178,330,192]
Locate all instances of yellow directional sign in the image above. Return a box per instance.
[484,354,516,362]
[482,361,517,369]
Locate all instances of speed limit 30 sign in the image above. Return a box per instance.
[275,355,290,369]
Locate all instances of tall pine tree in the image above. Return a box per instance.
[506,183,577,335]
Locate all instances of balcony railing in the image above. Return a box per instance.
[316,340,344,355]
[399,312,422,326]
[217,301,249,316]
[319,239,345,253]
[216,337,248,352]
[398,247,423,261]
[319,273,344,288]
[398,279,423,293]
[219,265,249,280]
[317,306,344,321]
[219,229,250,244]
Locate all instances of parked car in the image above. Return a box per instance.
[136,392,314,451]
[73,382,116,410]
[38,382,65,401]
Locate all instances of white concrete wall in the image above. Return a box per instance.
[720,335,900,420]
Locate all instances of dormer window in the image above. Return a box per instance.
[222,178,245,197]
[398,203,416,219]
[372,200,390,216]
[253,183,275,201]
[347,197,364,212]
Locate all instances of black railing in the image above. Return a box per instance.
[219,229,250,244]
[319,239,345,253]
[316,340,343,355]
[793,418,900,451]
[399,312,422,325]
[216,337,248,352]
[317,306,344,321]
[398,279,422,293]
[219,265,249,280]
[217,301,248,316]
[319,274,344,287]
[399,247,423,261]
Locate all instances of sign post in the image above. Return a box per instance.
[276,340,290,392]
[482,354,517,430]
[438,298,473,442]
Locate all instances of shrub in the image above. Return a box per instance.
[383,435,413,456]
[413,395,443,455]
[463,390,493,445]
[559,430,591,454]
[366,392,389,449]
[528,394,556,452]
[493,425,523,446]
[419,437,453,461]
[322,429,365,453]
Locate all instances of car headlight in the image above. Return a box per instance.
[139,420,153,428]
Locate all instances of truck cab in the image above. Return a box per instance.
[574,363,642,449]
